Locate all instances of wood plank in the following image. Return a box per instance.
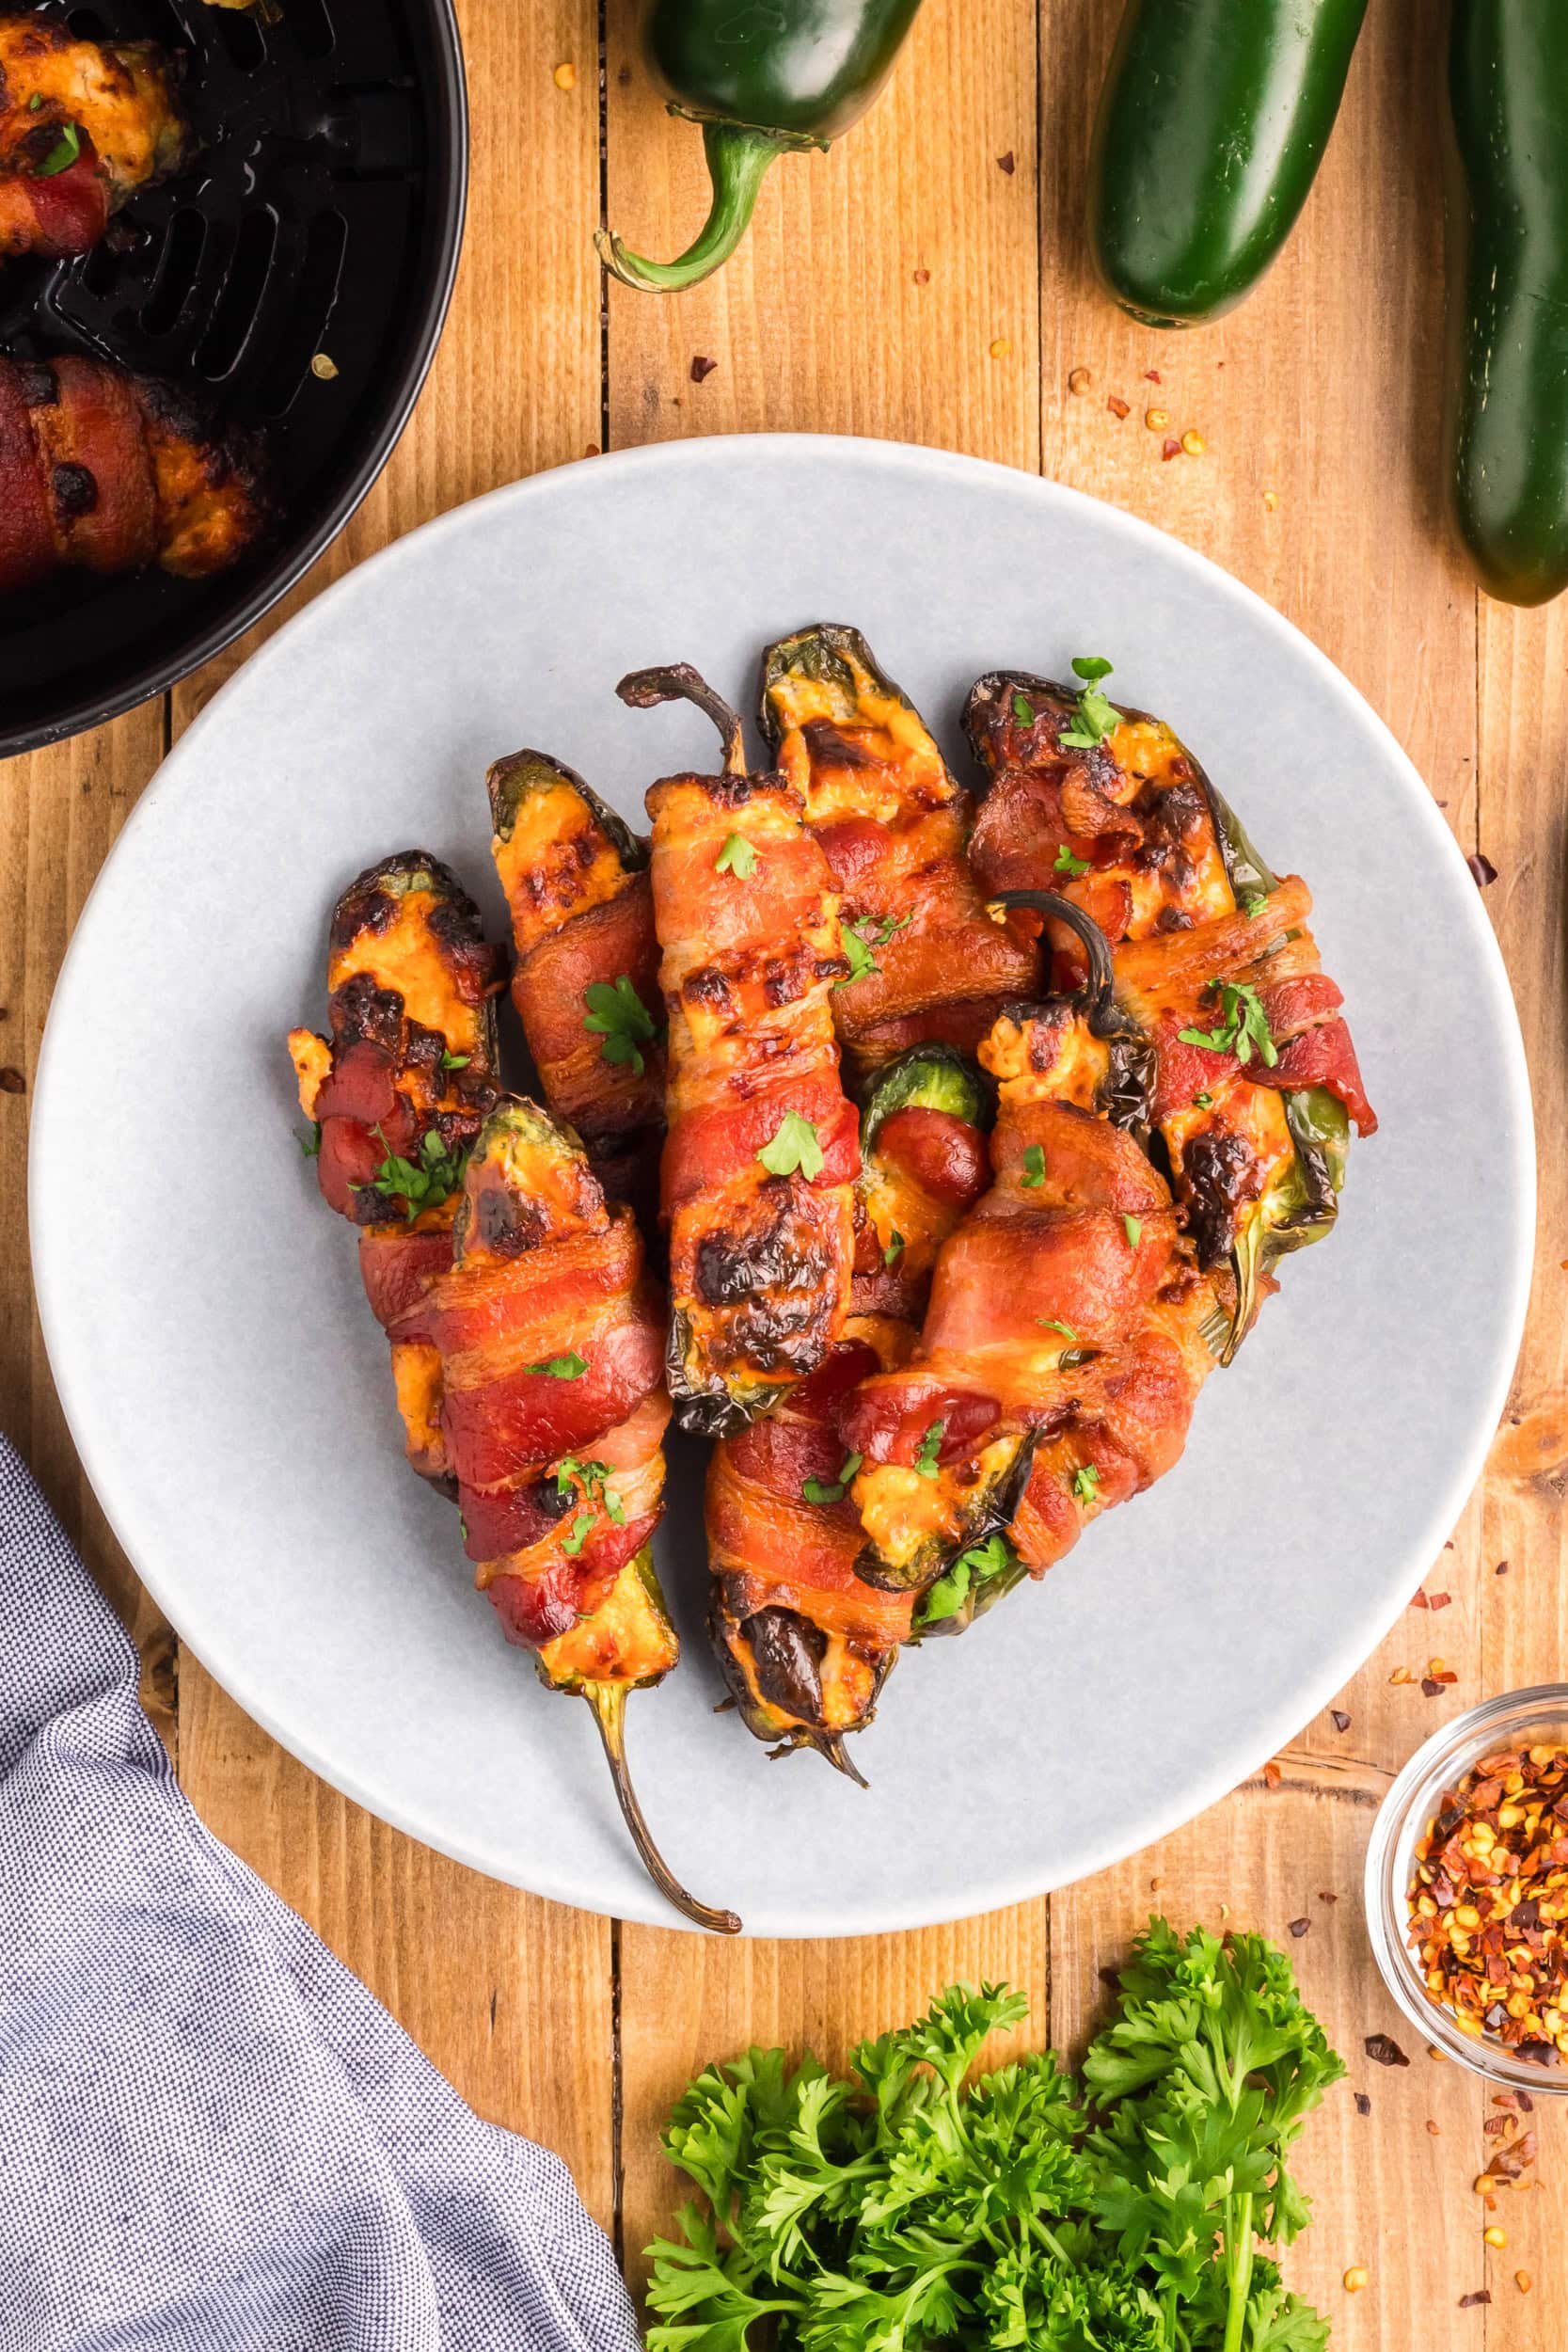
[604,0,1040,466]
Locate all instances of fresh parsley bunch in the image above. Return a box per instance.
[645,1920,1343,2352]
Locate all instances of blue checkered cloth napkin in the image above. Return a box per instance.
[0,1434,641,2352]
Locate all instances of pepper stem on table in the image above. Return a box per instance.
[596,121,800,294]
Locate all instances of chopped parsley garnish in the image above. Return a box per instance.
[1010,690,1034,726]
[36,121,82,177]
[1058,654,1123,750]
[919,1532,1016,1626]
[1243,890,1269,918]
[560,1513,595,1557]
[28,91,43,110]
[1123,1213,1142,1248]
[756,1110,824,1180]
[1021,1144,1046,1188]
[352,1124,467,1224]
[882,1228,905,1266]
[1037,1317,1078,1342]
[440,1049,470,1070]
[913,1420,945,1479]
[555,1456,609,1499]
[1178,977,1279,1068]
[1053,842,1091,878]
[835,911,911,988]
[296,1122,322,1157]
[582,975,658,1077]
[1193,1090,1213,1108]
[1072,1462,1101,1505]
[524,1351,588,1379]
[800,1451,863,1507]
[714,832,756,878]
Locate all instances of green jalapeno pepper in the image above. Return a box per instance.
[598,0,926,293]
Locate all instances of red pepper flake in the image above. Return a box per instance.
[996,151,1016,174]
[1319,1891,1338,1903]
[1162,437,1182,461]
[1288,1916,1310,1938]
[1496,1559,1510,1576]
[1107,394,1130,419]
[1467,851,1498,888]
[1516,2089,1534,2112]
[1493,2091,1519,2109]
[1144,369,1162,383]
[1330,1708,1351,1732]
[1458,2291,1492,2307]
[689,356,718,384]
[912,267,930,285]
[1430,1592,1452,1610]
[1411,1590,1430,1608]
[1364,2033,1410,2068]
[1421,1677,1442,1697]
[0,1067,23,1094]
[1262,1757,1282,1789]
[1354,2091,1370,2115]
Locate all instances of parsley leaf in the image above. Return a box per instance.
[920,1533,1017,1628]
[560,1513,594,1557]
[1037,1317,1078,1342]
[757,1111,824,1180]
[296,1123,322,1158]
[715,832,756,878]
[800,1452,863,1507]
[1193,1089,1213,1108]
[1021,1144,1046,1188]
[1059,654,1124,750]
[440,1049,469,1070]
[582,975,658,1077]
[524,1351,588,1379]
[913,1420,945,1479]
[1123,1213,1142,1248]
[36,120,82,177]
[1053,841,1091,878]
[1071,1462,1101,1505]
[351,1123,467,1224]
[1178,977,1280,1069]
[1243,890,1270,918]
[882,1229,905,1266]
[835,911,911,989]
[1011,690,1035,726]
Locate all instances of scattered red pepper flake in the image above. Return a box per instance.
[1496,1559,1510,1576]
[1431,1592,1452,1610]
[1426,2119,1442,2135]
[1421,1678,1442,1697]
[1162,436,1182,461]
[1107,394,1130,419]
[1354,2091,1370,2115]
[1458,2290,1492,2308]
[1364,2032,1410,2068]
[912,267,930,285]
[1515,2089,1535,2112]
[1262,1757,1282,1789]
[1068,367,1092,394]
[1144,369,1162,382]
[1319,1891,1338,1903]
[1467,851,1498,888]
[996,151,1015,174]
[1288,1916,1310,1938]
[1330,1708,1351,1732]
[689,356,718,383]
[0,1067,23,1094]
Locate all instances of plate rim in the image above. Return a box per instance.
[28,432,1537,1934]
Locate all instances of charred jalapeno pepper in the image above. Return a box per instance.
[597,1,926,293]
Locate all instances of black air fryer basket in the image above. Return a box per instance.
[0,0,467,755]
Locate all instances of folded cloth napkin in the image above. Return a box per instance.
[0,1435,641,2352]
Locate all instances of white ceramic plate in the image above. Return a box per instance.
[31,437,1533,1937]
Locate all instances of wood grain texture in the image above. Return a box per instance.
[3,0,1567,2339]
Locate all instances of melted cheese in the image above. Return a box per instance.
[287,1027,332,1120]
[327,886,480,1053]
[493,782,629,956]
[537,1552,677,1690]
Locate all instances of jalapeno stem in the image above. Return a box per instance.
[581,1682,742,1933]
[985,890,1119,1032]
[617,661,748,777]
[596,122,797,294]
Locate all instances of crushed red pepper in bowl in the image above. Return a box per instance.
[1366,1689,1568,2092]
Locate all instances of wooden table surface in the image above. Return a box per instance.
[4,2,1565,2341]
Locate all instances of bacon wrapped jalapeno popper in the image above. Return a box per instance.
[706,1044,991,1772]
[966,664,1375,1357]
[840,898,1221,1598]
[0,16,191,262]
[759,624,1038,1069]
[487,750,665,1216]
[621,662,861,1437]
[412,1100,738,1932]
[288,853,506,1484]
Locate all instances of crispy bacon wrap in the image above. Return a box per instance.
[622,663,860,1436]
[414,1098,737,1931]
[0,17,191,260]
[966,668,1375,1357]
[488,750,665,1217]
[760,624,1038,1068]
[288,852,505,1482]
[841,925,1224,1599]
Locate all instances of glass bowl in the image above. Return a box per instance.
[1364,1686,1568,2092]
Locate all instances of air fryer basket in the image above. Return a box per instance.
[0,0,467,756]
